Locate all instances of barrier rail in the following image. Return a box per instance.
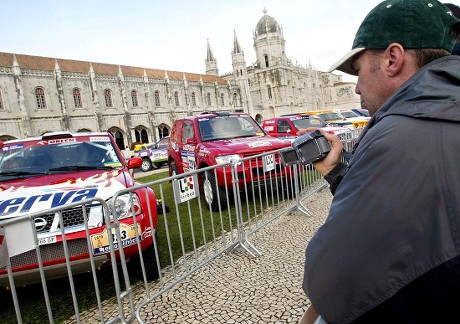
[0,128,363,323]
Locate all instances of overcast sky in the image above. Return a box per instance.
[0,0,384,82]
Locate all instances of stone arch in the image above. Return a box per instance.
[255,114,263,124]
[268,106,275,118]
[77,128,92,132]
[108,126,126,150]
[133,125,151,143]
[157,123,170,139]
[0,134,17,142]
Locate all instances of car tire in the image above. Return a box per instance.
[202,171,227,211]
[140,158,152,172]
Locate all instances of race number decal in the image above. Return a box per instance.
[90,223,141,255]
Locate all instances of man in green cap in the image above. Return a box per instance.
[300,0,460,323]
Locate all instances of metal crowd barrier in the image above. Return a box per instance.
[0,128,363,323]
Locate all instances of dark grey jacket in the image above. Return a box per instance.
[303,55,460,323]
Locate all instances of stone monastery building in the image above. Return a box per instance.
[0,9,359,149]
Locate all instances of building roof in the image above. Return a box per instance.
[0,52,228,85]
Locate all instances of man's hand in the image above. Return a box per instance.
[298,128,343,176]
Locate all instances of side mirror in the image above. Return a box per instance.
[127,157,142,169]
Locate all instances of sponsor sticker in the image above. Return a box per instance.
[90,137,110,142]
[48,138,76,144]
[248,141,272,148]
[173,174,199,203]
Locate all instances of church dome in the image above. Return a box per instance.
[255,10,282,36]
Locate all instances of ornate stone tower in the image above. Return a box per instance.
[205,39,219,76]
[253,8,287,68]
[231,30,254,115]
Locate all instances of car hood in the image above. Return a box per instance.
[201,136,291,155]
[0,169,132,219]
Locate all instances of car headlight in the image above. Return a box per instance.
[215,154,242,165]
[107,193,141,220]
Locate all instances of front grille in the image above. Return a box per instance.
[36,205,92,233]
[2,239,89,269]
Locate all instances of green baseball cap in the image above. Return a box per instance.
[328,0,460,75]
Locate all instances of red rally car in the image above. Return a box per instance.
[167,112,293,211]
[0,131,159,286]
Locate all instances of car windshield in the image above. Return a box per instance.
[318,113,345,121]
[0,139,123,181]
[291,117,326,129]
[340,111,359,118]
[156,137,170,148]
[199,115,264,141]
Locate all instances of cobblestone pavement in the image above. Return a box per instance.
[65,189,332,324]
[138,189,332,323]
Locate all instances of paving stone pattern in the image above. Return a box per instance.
[68,189,332,324]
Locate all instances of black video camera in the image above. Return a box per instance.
[280,130,331,166]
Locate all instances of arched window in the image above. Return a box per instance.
[206,92,211,106]
[267,86,272,99]
[174,91,180,106]
[220,93,225,106]
[191,92,197,107]
[73,88,82,108]
[154,90,161,106]
[233,93,238,107]
[264,54,269,68]
[104,89,113,107]
[134,127,149,143]
[35,87,47,109]
[0,90,3,110]
[131,90,138,107]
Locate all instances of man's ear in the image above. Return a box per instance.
[384,43,405,77]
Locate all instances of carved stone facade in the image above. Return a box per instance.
[0,10,359,146]
[0,53,233,148]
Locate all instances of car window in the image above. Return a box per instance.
[277,120,291,133]
[182,122,195,143]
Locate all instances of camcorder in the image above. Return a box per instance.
[280,129,331,166]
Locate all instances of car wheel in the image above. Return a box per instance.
[202,171,227,211]
[140,158,152,172]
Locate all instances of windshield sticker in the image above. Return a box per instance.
[90,137,110,142]
[2,144,24,152]
[48,138,76,145]
[248,141,272,148]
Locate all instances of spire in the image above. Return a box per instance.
[205,39,219,76]
[232,29,243,54]
[206,38,215,62]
